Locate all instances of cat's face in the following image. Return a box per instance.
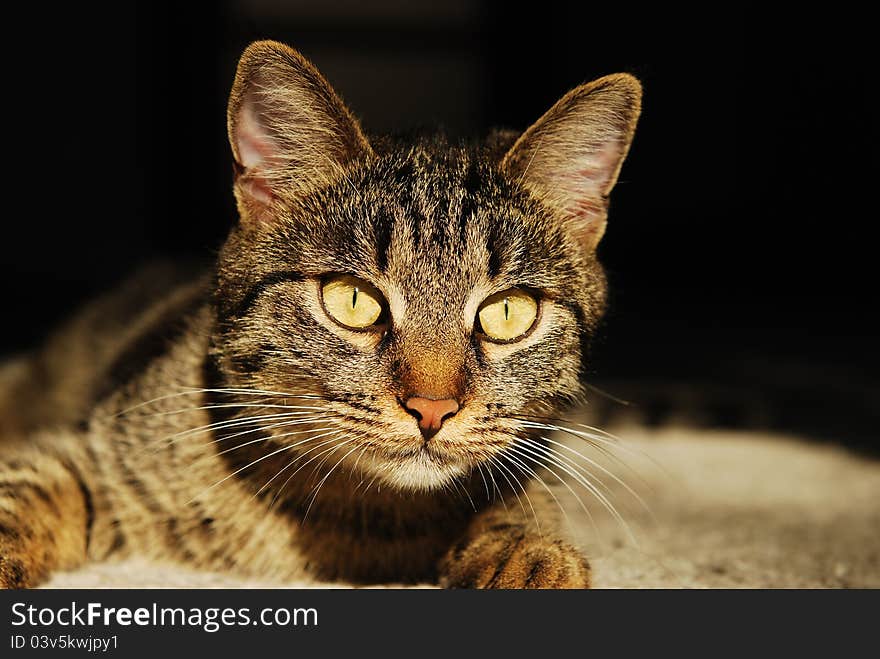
[214,41,640,492]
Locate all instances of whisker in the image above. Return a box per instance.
[267,437,358,511]
[514,435,615,495]
[185,429,345,505]
[516,416,620,444]
[110,387,324,418]
[181,427,337,479]
[447,473,476,512]
[215,424,339,458]
[488,454,539,534]
[251,430,351,498]
[506,443,602,544]
[144,403,329,418]
[347,441,380,495]
[305,432,370,484]
[503,450,573,534]
[138,412,333,455]
[302,443,362,523]
[176,412,329,443]
[201,416,334,448]
[459,479,478,512]
[501,457,544,537]
[348,444,371,484]
[485,461,507,512]
[515,417,660,490]
[354,454,385,497]
[516,436,638,546]
[359,471,382,498]
[582,381,633,407]
[518,416,663,474]
[526,435,654,519]
[264,434,358,501]
[474,461,492,502]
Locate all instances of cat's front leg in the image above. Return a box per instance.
[0,442,91,588]
[438,509,591,589]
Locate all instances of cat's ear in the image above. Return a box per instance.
[502,74,641,250]
[227,41,372,223]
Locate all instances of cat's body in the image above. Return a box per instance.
[0,41,640,588]
[0,259,580,588]
[0,266,473,584]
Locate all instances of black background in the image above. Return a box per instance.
[2,3,875,450]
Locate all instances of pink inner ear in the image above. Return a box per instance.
[570,140,624,198]
[567,192,604,221]
[236,103,275,169]
[239,176,275,207]
[235,103,277,205]
[551,141,624,245]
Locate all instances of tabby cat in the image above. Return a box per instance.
[0,41,640,588]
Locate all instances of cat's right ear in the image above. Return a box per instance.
[227,41,372,223]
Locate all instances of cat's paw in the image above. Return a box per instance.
[439,525,591,589]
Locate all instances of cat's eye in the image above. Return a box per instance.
[476,288,539,342]
[321,275,387,330]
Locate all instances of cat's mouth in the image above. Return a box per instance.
[407,442,460,465]
[343,418,515,492]
[352,439,478,492]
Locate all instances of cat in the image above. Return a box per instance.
[0,40,641,589]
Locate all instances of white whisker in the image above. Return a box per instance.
[474,461,492,502]
[519,418,664,480]
[489,455,539,534]
[138,411,333,455]
[185,429,345,505]
[267,437,358,510]
[504,448,579,534]
[216,424,338,458]
[523,433,653,518]
[109,386,323,418]
[503,451,570,535]
[302,443,362,522]
[506,443,602,545]
[516,436,638,546]
[146,403,328,418]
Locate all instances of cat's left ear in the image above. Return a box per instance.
[502,74,642,250]
[227,41,373,223]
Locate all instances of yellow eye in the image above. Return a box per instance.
[321,275,385,329]
[477,289,538,342]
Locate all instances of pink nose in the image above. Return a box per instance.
[404,397,460,439]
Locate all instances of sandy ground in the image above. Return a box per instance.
[44,425,880,588]
[582,426,880,587]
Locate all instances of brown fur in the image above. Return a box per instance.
[0,41,640,588]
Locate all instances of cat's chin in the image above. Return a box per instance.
[354,447,471,492]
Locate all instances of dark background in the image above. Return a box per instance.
[3,3,875,450]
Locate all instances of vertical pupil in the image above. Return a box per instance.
[352,287,359,310]
[504,297,509,321]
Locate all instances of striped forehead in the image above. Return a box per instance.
[373,158,499,303]
[300,147,576,309]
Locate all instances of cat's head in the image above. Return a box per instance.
[213,41,640,492]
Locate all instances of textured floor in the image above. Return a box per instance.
[44,425,880,589]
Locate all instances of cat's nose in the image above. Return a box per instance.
[403,397,460,440]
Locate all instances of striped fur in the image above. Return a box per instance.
[0,41,640,588]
